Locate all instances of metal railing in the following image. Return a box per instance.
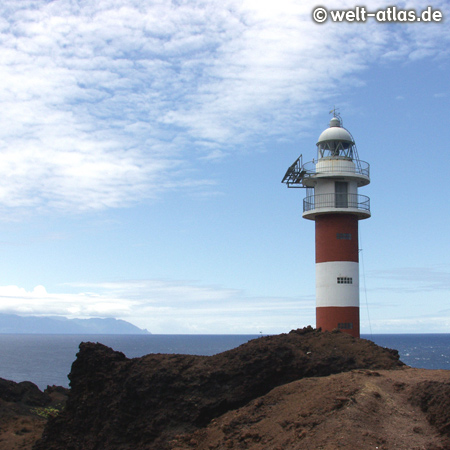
[303,193,370,213]
[301,159,370,178]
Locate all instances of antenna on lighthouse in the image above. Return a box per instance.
[329,106,342,126]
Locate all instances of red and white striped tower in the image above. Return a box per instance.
[282,114,370,338]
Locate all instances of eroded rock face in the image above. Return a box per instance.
[410,380,450,437]
[34,328,405,450]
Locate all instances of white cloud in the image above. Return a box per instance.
[0,280,313,334]
[1,273,448,333]
[367,315,450,334]
[0,0,449,215]
[368,265,450,293]
[0,283,133,317]
[358,264,450,333]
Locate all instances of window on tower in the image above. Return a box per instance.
[338,323,353,330]
[336,233,352,240]
[337,277,353,284]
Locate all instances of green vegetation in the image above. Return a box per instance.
[31,406,61,419]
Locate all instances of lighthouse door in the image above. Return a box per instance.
[335,182,348,208]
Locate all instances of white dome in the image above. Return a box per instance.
[329,117,340,127]
[317,126,354,145]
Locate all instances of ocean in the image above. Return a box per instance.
[0,333,448,390]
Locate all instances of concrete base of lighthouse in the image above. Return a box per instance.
[316,306,360,338]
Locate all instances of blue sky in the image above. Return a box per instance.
[0,0,449,334]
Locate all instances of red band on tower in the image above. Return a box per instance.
[315,214,359,263]
[316,306,360,338]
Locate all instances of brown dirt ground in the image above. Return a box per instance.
[4,369,449,450]
[0,403,46,450]
[1,369,449,450]
[0,388,66,450]
[170,368,450,450]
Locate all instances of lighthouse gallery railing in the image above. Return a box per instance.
[301,159,370,178]
[303,193,370,213]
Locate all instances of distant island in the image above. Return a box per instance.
[0,313,150,334]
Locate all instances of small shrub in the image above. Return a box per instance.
[31,406,61,419]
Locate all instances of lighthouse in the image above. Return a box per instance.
[282,113,370,338]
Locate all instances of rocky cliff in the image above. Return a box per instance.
[34,327,411,450]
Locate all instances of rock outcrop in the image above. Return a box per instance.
[34,328,405,450]
[0,378,51,407]
[0,379,67,450]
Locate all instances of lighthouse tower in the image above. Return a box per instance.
[282,113,370,338]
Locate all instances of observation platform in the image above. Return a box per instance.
[302,193,371,220]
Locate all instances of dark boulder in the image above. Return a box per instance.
[0,378,51,407]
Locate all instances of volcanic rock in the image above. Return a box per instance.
[0,378,50,407]
[33,327,405,450]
